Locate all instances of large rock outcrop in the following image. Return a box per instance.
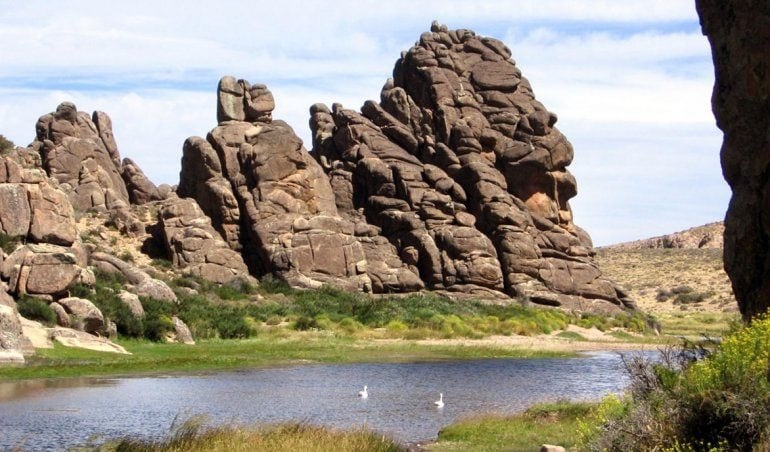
[178,24,632,313]
[696,1,770,320]
[31,102,130,212]
[180,77,373,291]
[310,23,631,311]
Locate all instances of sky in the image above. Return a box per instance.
[0,0,728,246]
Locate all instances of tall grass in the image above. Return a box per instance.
[108,417,403,452]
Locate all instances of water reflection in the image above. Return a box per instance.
[0,351,654,450]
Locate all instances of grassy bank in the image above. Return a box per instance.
[102,418,402,452]
[0,333,571,380]
[430,400,593,451]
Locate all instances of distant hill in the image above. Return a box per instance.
[604,222,724,250]
[595,222,735,315]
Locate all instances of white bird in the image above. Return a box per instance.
[358,385,368,398]
[434,393,444,408]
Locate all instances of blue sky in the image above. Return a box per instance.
[0,0,727,246]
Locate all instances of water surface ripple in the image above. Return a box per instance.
[0,351,652,449]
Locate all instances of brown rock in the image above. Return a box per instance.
[33,103,130,212]
[696,1,770,319]
[158,196,252,284]
[170,316,195,344]
[57,297,104,334]
[2,244,85,296]
[49,301,71,327]
[118,291,144,318]
[122,158,162,204]
[307,23,630,311]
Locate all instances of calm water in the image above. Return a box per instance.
[0,351,651,450]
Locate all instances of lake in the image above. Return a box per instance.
[0,351,651,450]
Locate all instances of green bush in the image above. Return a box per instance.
[259,274,295,295]
[16,296,57,325]
[0,232,22,254]
[0,134,14,153]
[294,316,319,331]
[213,309,254,339]
[582,316,770,450]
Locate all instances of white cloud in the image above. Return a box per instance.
[0,0,726,246]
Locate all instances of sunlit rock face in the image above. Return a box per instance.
[179,24,633,313]
[696,1,770,320]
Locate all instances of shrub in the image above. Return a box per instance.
[338,317,364,334]
[214,309,254,339]
[119,250,135,263]
[583,316,770,450]
[152,258,173,269]
[0,134,14,153]
[0,232,22,254]
[294,316,319,331]
[259,274,295,295]
[16,296,57,325]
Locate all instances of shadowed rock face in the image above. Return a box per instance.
[178,24,632,313]
[696,1,770,320]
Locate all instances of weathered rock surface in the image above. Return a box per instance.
[158,195,253,284]
[170,316,195,345]
[118,290,145,318]
[174,25,633,311]
[49,327,129,354]
[0,301,25,363]
[1,244,89,296]
[697,1,770,320]
[180,81,373,291]
[306,23,631,311]
[90,251,177,302]
[0,155,79,247]
[31,102,129,211]
[604,222,724,250]
[122,158,164,204]
[57,296,104,334]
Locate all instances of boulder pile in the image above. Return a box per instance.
[178,23,633,313]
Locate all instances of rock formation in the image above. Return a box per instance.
[178,24,632,313]
[696,1,770,320]
[158,195,253,284]
[310,23,631,311]
[604,222,724,250]
[180,77,373,291]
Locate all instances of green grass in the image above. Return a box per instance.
[0,334,572,380]
[430,400,593,451]
[656,312,738,338]
[555,331,588,341]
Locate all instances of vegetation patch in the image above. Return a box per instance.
[580,316,770,450]
[432,400,593,451]
[104,417,402,452]
[16,296,57,326]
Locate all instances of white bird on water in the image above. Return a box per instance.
[358,385,368,398]
[434,393,444,408]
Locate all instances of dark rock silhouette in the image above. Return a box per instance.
[697,1,770,320]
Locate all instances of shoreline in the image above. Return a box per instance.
[0,325,663,384]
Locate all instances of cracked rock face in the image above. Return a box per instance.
[696,0,770,320]
[178,24,633,313]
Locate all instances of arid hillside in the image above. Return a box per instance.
[597,223,736,315]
